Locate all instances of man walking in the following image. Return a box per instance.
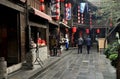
[78,36,83,54]
[85,36,92,54]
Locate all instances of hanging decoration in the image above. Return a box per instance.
[40,4,45,12]
[96,28,100,34]
[65,3,71,20]
[56,0,60,2]
[89,13,92,28]
[40,0,44,3]
[56,9,60,14]
[72,27,77,33]
[51,0,60,20]
[39,0,45,12]
[78,6,80,23]
[56,3,60,8]
[81,13,84,24]
[55,15,59,20]
[67,3,71,8]
[86,29,89,34]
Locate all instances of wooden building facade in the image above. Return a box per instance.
[0,0,61,74]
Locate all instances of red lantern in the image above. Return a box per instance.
[78,20,80,23]
[40,4,45,11]
[67,3,71,8]
[56,3,60,8]
[72,27,76,33]
[96,29,100,33]
[78,10,80,12]
[90,21,92,25]
[78,17,80,20]
[40,0,44,3]
[86,29,89,34]
[56,0,60,2]
[56,9,60,14]
[81,14,83,17]
[81,21,84,24]
[65,3,68,7]
[55,15,59,20]
[81,17,84,20]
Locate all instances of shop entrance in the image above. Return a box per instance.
[0,5,20,67]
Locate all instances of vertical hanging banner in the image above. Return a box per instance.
[80,3,86,13]
[51,0,60,20]
[66,7,71,20]
[65,3,71,20]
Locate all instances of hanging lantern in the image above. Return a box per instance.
[81,14,83,17]
[78,17,80,20]
[40,4,45,12]
[86,29,89,34]
[81,21,84,24]
[72,27,77,33]
[81,17,84,20]
[96,28,100,33]
[90,21,92,25]
[55,15,59,20]
[56,9,60,14]
[56,0,60,2]
[56,3,60,8]
[78,20,80,23]
[65,3,68,7]
[67,3,71,8]
[40,0,44,3]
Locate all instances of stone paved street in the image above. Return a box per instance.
[33,47,116,79]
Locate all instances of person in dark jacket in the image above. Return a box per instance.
[78,36,83,54]
[85,36,92,54]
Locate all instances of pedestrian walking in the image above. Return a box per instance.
[85,36,92,54]
[78,36,83,54]
[65,37,69,50]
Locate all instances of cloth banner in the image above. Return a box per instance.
[66,7,71,20]
[80,3,86,13]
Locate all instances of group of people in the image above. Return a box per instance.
[77,36,92,54]
[64,35,92,54]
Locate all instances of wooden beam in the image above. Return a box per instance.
[29,21,47,28]
[0,0,24,12]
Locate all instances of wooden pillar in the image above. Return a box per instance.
[117,47,120,79]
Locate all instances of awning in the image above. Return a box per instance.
[59,22,70,28]
[49,20,59,26]
[32,8,52,21]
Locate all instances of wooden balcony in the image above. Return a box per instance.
[27,0,51,15]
